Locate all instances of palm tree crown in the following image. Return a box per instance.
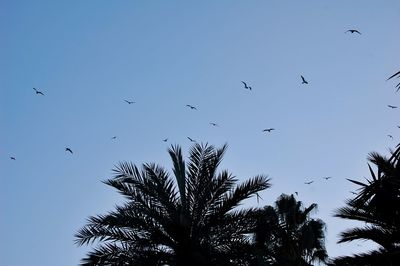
[253,194,328,266]
[75,143,271,265]
[332,145,400,265]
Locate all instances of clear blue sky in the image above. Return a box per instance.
[1,1,399,265]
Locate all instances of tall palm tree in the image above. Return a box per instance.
[75,143,271,265]
[252,194,328,266]
[332,145,400,265]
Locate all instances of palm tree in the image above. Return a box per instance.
[75,143,271,265]
[332,145,400,265]
[253,194,328,266]
[387,70,400,92]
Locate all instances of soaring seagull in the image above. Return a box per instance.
[301,76,308,84]
[345,29,361,34]
[124,100,135,104]
[388,105,398,109]
[111,136,117,140]
[209,123,219,127]
[304,181,314,185]
[263,128,275,132]
[65,147,73,154]
[388,135,393,139]
[186,104,197,110]
[33,88,45,95]
[10,156,16,160]
[163,138,168,142]
[322,176,332,180]
[241,81,252,90]
[187,137,196,142]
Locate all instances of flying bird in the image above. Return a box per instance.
[209,123,219,127]
[163,138,168,142]
[294,191,298,196]
[33,88,45,95]
[322,176,332,180]
[301,75,308,84]
[124,100,135,104]
[345,29,361,35]
[241,81,252,90]
[388,105,398,109]
[304,181,314,185]
[388,135,393,139]
[397,126,400,129]
[350,191,358,195]
[186,104,197,110]
[111,136,117,140]
[263,128,275,132]
[10,156,16,160]
[65,147,73,154]
[187,137,196,142]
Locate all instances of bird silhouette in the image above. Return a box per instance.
[263,128,275,132]
[304,181,314,185]
[33,88,45,95]
[241,81,252,90]
[65,147,73,154]
[301,76,308,84]
[345,29,361,34]
[209,123,219,127]
[322,176,332,180]
[187,137,196,142]
[350,191,358,195]
[388,105,398,109]
[398,126,400,129]
[186,104,197,110]
[388,135,393,139]
[10,156,16,160]
[294,191,298,196]
[124,100,135,104]
[163,138,168,142]
[111,136,117,140]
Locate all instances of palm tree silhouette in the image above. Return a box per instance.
[253,194,328,266]
[332,145,400,265]
[387,70,400,92]
[75,143,271,266]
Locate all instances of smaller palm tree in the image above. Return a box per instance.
[253,194,328,266]
[75,143,271,265]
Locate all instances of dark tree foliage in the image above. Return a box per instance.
[387,70,400,91]
[252,194,328,266]
[331,145,400,266]
[75,143,271,266]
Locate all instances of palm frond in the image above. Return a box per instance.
[168,145,187,209]
[211,175,271,219]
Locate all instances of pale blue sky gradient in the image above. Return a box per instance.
[2,1,400,265]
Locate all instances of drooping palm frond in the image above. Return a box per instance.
[387,70,400,92]
[331,248,400,266]
[338,226,396,248]
[207,175,271,223]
